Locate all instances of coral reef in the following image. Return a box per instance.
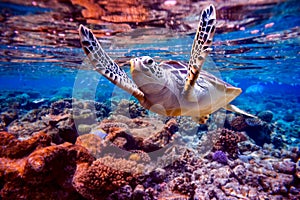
[1,0,300,198]
[0,110,18,127]
[7,99,76,143]
[212,128,247,158]
[7,108,51,138]
[230,116,248,131]
[0,91,45,113]
[0,98,299,199]
[142,118,178,152]
[0,131,51,158]
[149,144,300,200]
[4,99,110,144]
[245,118,272,146]
[75,133,105,158]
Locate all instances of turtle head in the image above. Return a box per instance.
[130,56,165,80]
[130,56,166,93]
[130,56,157,75]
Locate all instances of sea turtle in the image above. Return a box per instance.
[78,4,254,124]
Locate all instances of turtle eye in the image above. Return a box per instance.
[144,58,153,65]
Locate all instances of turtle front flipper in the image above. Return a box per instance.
[78,25,144,101]
[183,4,217,101]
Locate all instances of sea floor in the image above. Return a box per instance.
[0,94,299,199]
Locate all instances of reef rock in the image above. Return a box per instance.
[6,99,111,144]
[257,110,274,123]
[98,115,178,152]
[230,116,272,146]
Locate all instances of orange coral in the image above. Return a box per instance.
[0,131,51,158]
[0,132,94,199]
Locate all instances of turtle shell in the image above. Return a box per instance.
[160,60,239,92]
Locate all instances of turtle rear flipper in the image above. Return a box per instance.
[183,4,216,101]
[225,104,257,118]
[78,25,144,100]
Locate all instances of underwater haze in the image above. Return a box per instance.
[0,0,300,199]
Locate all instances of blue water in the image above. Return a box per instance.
[0,0,299,122]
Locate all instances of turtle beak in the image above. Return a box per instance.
[130,58,149,73]
[130,59,135,74]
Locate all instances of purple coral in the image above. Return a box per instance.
[212,151,228,164]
